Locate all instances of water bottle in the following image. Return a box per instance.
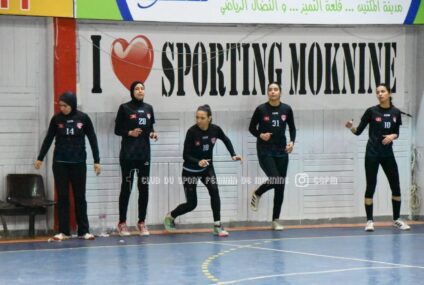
[31,187,37,197]
[98,213,109,237]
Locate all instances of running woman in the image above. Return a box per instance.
[35,92,101,241]
[249,82,296,231]
[164,105,242,237]
[115,81,158,236]
[345,83,410,232]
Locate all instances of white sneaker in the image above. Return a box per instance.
[137,221,150,236]
[52,233,70,241]
[79,233,95,240]
[117,222,131,236]
[393,219,411,230]
[272,221,284,231]
[365,220,374,232]
[250,192,260,212]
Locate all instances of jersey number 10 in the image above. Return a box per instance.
[384,122,391,129]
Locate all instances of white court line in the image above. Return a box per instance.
[254,245,424,269]
[218,232,424,245]
[205,241,424,285]
[209,241,424,270]
[215,266,405,285]
[0,232,423,255]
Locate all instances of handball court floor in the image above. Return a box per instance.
[1,223,424,285]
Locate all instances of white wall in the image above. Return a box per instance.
[0,16,50,231]
[415,27,424,216]
[79,25,416,229]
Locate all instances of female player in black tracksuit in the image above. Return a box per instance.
[345,83,410,232]
[35,92,101,241]
[164,105,242,237]
[249,82,296,231]
[115,81,158,236]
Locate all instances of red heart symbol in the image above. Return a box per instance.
[111,35,154,90]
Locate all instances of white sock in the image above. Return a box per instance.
[214,221,221,227]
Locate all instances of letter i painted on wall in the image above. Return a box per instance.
[91,35,102,93]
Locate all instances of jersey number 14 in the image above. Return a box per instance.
[66,128,75,135]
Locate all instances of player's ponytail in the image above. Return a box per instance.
[197,104,213,124]
[377,83,412,117]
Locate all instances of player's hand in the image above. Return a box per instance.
[232,155,243,163]
[34,160,42,169]
[382,134,397,145]
[128,128,142,137]
[345,119,354,129]
[199,159,210,168]
[94,164,101,176]
[259,132,272,142]
[285,142,294,154]
[150,132,158,141]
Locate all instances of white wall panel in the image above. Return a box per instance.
[0,16,49,232]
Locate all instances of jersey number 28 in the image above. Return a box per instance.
[138,118,147,125]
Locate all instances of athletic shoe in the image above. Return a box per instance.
[272,221,284,231]
[213,225,229,237]
[365,220,375,232]
[79,233,95,240]
[52,233,70,241]
[393,219,411,230]
[163,214,176,232]
[250,192,260,212]
[137,221,150,236]
[117,222,131,236]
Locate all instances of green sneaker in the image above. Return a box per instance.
[164,214,176,232]
[213,225,229,237]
